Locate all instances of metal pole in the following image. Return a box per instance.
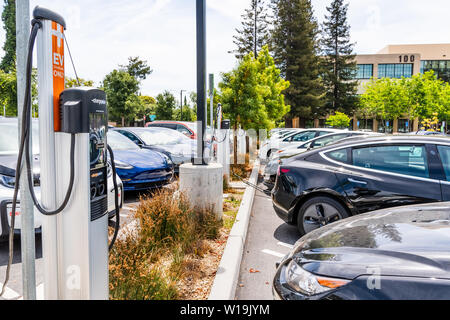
[16,0,36,300]
[180,90,185,121]
[209,74,214,129]
[195,0,206,165]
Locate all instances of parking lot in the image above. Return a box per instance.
[235,166,302,300]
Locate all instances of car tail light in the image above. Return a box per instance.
[278,167,290,176]
[281,169,290,174]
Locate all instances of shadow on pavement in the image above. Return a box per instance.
[273,223,302,246]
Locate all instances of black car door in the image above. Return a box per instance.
[329,143,442,214]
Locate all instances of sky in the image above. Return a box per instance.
[2,0,449,100]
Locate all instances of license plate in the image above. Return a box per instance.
[6,204,20,218]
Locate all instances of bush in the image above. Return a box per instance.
[109,189,221,300]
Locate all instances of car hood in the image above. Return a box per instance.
[112,149,168,169]
[0,154,40,177]
[292,203,450,280]
[146,143,196,158]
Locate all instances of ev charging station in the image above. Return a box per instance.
[34,7,110,300]
[4,6,117,300]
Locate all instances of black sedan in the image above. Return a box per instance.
[272,135,450,236]
[273,202,450,300]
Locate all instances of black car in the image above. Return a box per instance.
[272,135,450,236]
[273,202,450,300]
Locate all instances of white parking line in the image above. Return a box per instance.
[261,249,285,258]
[277,242,294,249]
[0,283,21,300]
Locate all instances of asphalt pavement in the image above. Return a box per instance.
[235,166,302,300]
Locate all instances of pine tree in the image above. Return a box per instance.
[321,0,358,115]
[232,0,270,59]
[271,0,325,122]
[1,0,15,73]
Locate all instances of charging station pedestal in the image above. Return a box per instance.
[35,7,109,300]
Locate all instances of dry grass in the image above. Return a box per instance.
[109,189,222,300]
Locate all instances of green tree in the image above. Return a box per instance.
[102,70,140,126]
[219,47,289,131]
[321,0,358,114]
[232,0,270,59]
[0,0,15,72]
[120,56,153,81]
[155,91,176,121]
[65,77,94,88]
[0,69,16,116]
[271,0,324,122]
[138,95,157,122]
[326,112,350,128]
[359,71,449,132]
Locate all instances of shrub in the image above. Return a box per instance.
[109,189,221,300]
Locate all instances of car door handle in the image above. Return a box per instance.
[348,178,368,185]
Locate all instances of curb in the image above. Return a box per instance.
[208,160,260,300]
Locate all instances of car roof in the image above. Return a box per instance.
[313,134,450,153]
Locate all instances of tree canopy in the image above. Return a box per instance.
[155,91,176,121]
[359,71,450,130]
[271,0,324,121]
[219,46,290,131]
[232,0,270,59]
[0,0,15,73]
[321,0,358,114]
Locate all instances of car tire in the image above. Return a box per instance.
[297,196,349,236]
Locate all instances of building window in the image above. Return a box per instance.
[355,64,373,79]
[398,119,413,133]
[421,60,450,82]
[358,119,373,131]
[378,64,413,78]
[378,119,393,133]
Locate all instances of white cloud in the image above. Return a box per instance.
[0,0,447,99]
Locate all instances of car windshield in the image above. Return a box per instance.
[0,121,40,155]
[134,129,190,146]
[108,131,140,150]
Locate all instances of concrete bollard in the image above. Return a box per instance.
[179,163,224,220]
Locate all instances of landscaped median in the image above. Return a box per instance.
[108,161,258,300]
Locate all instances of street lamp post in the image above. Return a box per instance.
[195,0,206,165]
[180,89,186,121]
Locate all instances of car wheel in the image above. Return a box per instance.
[297,196,349,236]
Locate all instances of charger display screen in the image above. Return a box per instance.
[89,113,107,169]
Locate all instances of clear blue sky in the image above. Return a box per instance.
[2,0,449,100]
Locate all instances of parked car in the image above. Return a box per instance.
[146,121,198,139]
[415,130,447,136]
[264,132,378,188]
[272,135,450,236]
[261,129,345,160]
[145,121,214,141]
[113,127,202,173]
[259,129,305,160]
[273,202,450,300]
[0,118,123,240]
[107,131,173,191]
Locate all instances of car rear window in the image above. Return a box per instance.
[326,148,349,163]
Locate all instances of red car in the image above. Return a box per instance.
[145,121,197,139]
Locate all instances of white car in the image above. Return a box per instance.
[0,118,123,240]
[261,128,346,160]
[259,129,305,160]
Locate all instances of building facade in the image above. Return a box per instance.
[289,44,450,133]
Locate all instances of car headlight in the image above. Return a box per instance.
[163,154,173,166]
[0,174,15,188]
[114,160,133,170]
[285,260,349,296]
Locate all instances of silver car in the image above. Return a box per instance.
[0,118,123,240]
